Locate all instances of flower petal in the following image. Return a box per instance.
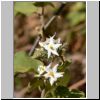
[55,72,64,78]
[39,42,44,47]
[55,44,62,49]
[45,38,50,44]
[53,64,58,72]
[43,73,49,79]
[48,50,51,58]
[57,38,61,43]
[51,49,59,56]
[46,63,52,72]
[49,77,56,86]
[49,38,54,44]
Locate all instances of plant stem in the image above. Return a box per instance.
[28,6,44,56]
[41,6,44,27]
[44,16,56,30]
[28,35,41,56]
[44,3,66,30]
[59,55,65,63]
[28,3,66,56]
[41,89,45,98]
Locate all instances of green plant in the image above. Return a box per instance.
[14,2,85,98]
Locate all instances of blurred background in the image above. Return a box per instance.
[14,1,86,98]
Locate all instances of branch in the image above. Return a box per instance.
[59,55,65,63]
[44,3,66,30]
[41,89,45,98]
[28,3,66,56]
[28,35,41,56]
[69,78,86,90]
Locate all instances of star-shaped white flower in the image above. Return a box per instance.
[39,34,62,58]
[43,63,64,86]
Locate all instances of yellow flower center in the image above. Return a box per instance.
[49,71,55,77]
[48,44,54,50]
[40,66,45,71]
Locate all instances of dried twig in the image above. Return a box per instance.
[69,78,86,90]
[28,3,66,56]
[44,3,66,30]
[41,89,45,98]
[28,35,41,56]
[14,87,29,98]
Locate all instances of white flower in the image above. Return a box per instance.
[39,34,62,58]
[35,65,46,77]
[43,63,64,86]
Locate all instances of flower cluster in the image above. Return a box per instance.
[37,63,64,86]
[36,34,64,85]
[39,34,62,58]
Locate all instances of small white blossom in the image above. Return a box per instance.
[35,65,46,77]
[43,63,64,86]
[39,34,62,58]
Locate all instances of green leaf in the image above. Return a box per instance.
[71,2,86,12]
[33,2,55,8]
[55,86,70,98]
[69,89,85,98]
[54,86,85,98]
[28,78,44,92]
[67,12,86,26]
[14,2,38,16]
[15,77,22,89]
[57,60,71,86]
[58,60,71,71]
[14,51,43,74]
[57,69,70,86]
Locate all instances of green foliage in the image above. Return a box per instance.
[67,12,85,26]
[54,86,85,98]
[45,86,85,98]
[57,69,70,87]
[58,60,71,71]
[28,78,44,92]
[55,86,70,98]
[68,89,85,98]
[67,2,86,26]
[33,2,55,8]
[14,2,86,98]
[14,51,43,74]
[14,2,38,15]
[31,48,46,59]
[57,60,71,86]
[71,2,86,11]
[15,77,23,89]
